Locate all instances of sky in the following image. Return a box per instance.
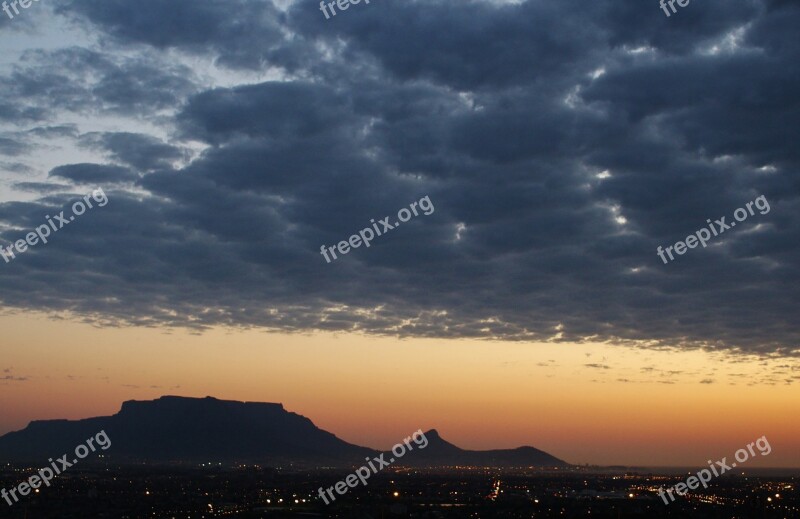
[0,0,799,467]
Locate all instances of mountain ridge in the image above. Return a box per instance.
[0,396,569,468]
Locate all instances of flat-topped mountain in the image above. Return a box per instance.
[0,396,568,467]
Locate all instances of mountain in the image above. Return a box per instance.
[397,429,568,467]
[0,396,569,467]
[0,396,372,465]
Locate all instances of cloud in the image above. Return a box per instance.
[0,137,31,157]
[78,133,185,172]
[58,0,289,70]
[0,0,797,358]
[1,162,34,175]
[0,47,198,121]
[12,182,73,193]
[27,125,80,139]
[0,368,28,382]
[49,164,138,185]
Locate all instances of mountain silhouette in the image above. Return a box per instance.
[396,429,567,467]
[0,396,568,467]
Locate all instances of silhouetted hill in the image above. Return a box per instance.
[396,429,568,467]
[0,396,569,467]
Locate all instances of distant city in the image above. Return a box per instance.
[0,464,796,518]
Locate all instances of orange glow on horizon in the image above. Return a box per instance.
[1,312,798,467]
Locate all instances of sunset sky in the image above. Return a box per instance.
[1,0,799,469]
[2,311,798,467]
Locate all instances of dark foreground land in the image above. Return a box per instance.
[0,465,796,518]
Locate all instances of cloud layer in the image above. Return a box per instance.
[0,0,798,356]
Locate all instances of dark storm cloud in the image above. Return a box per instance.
[286,0,761,90]
[79,132,185,172]
[49,163,138,184]
[57,0,292,70]
[0,47,198,120]
[177,82,355,146]
[0,0,798,356]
